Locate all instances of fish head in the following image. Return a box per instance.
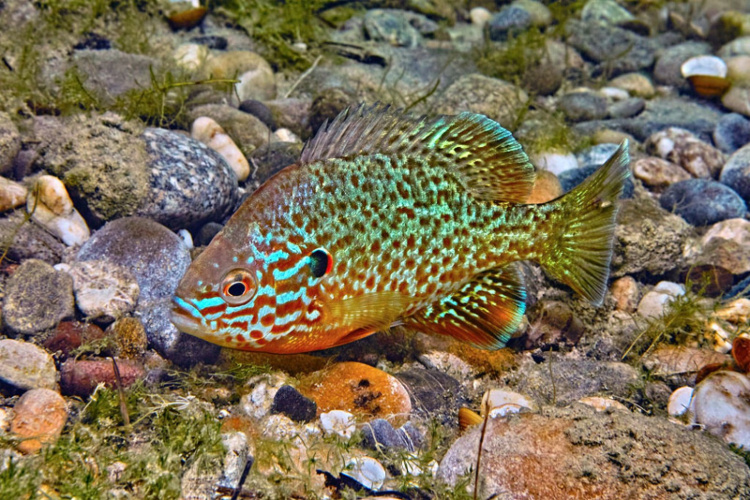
[171,225,332,353]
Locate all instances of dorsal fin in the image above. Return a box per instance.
[300,103,536,203]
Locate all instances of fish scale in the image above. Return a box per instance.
[172,104,630,353]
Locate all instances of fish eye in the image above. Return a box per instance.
[308,248,333,278]
[220,269,257,305]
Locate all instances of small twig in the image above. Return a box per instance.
[474,397,490,500]
[284,55,322,99]
[230,455,254,500]
[111,357,130,428]
[548,354,557,406]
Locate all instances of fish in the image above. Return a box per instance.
[171,104,630,354]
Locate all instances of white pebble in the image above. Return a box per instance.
[470,7,492,27]
[178,229,194,250]
[320,410,356,439]
[653,281,686,296]
[344,456,386,490]
[482,388,536,417]
[191,117,250,182]
[693,371,750,449]
[578,396,628,412]
[174,43,208,72]
[531,151,579,176]
[27,175,90,246]
[667,386,694,418]
[599,86,630,101]
[273,128,300,143]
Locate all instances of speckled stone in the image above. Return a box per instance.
[488,6,532,41]
[135,128,239,230]
[77,217,220,366]
[0,339,58,391]
[11,388,67,454]
[660,179,747,226]
[3,259,74,335]
[645,128,725,179]
[558,91,608,122]
[66,260,139,321]
[566,20,656,76]
[714,113,750,154]
[0,112,21,175]
[363,9,427,48]
[720,144,750,203]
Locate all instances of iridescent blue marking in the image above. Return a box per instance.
[276,288,306,305]
[174,296,203,320]
[275,310,301,325]
[266,249,289,265]
[273,258,308,281]
[193,296,225,309]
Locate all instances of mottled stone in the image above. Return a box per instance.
[607,97,645,119]
[108,317,148,359]
[488,6,532,41]
[0,112,21,175]
[646,127,726,179]
[558,91,608,122]
[364,9,431,48]
[722,85,750,118]
[435,74,528,130]
[714,113,750,154]
[0,339,57,391]
[396,368,467,425]
[77,217,220,366]
[721,143,750,203]
[660,179,747,226]
[67,260,139,320]
[72,50,161,105]
[566,20,656,76]
[60,358,145,397]
[0,177,27,213]
[187,103,272,157]
[610,276,640,313]
[438,405,750,498]
[608,72,654,98]
[581,0,635,25]
[135,128,239,230]
[653,41,712,88]
[204,51,276,102]
[633,157,691,189]
[270,385,317,423]
[3,259,74,335]
[11,389,67,454]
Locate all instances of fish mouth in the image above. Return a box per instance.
[170,297,210,337]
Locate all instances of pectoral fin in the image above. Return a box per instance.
[404,264,526,349]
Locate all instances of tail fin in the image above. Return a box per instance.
[540,141,630,305]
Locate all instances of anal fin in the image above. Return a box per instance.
[404,264,526,349]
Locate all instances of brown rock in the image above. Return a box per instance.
[108,317,148,359]
[610,276,640,312]
[298,362,411,425]
[527,170,562,203]
[523,301,584,349]
[60,358,145,397]
[11,388,67,454]
[632,157,691,189]
[645,127,726,178]
[643,346,731,381]
[609,72,655,98]
[43,321,106,358]
[438,405,750,498]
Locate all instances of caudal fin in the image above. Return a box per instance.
[540,141,630,305]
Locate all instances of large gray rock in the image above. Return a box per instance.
[71,49,161,105]
[3,259,74,335]
[435,74,528,129]
[0,212,65,264]
[653,41,712,88]
[77,217,220,366]
[439,405,750,498]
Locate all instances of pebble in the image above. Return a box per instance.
[191,116,250,181]
[0,339,57,391]
[395,368,467,425]
[716,298,750,324]
[0,177,27,212]
[60,358,146,397]
[360,418,416,452]
[608,73,654,98]
[187,103,271,156]
[299,362,412,425]
[558,90,608,122]
[189,35,228,50]
[27,175,90,246]
[722,85,750,117]
[195,221,223,247]
[637,283,683,319]
[238,100,277,130]
[77,217,219,366]
[204,51,276,102]
[173,43,208,72]
[343,456,386,490]
[692,370,750,449]
[435,74,528,130]
[667,386,695,419]
[363,9,424,48]
[72,50,161,106]
[309,87,356,135]
[727,55,750,86]
[523,300,584,349]
[610,276,640,313]
[558,163,634,197]
[599,86,630,101]
[566,20,655,76]
[645,128,725,179]
[3,258,74,335]
[686,218,750,275]
[217,431,249,491]
[642,346,730,381]
[10,389,67,454]
[0,112,21,175]
[580,0,635,25]
[42,321,104,358]
[487,6,532,41]
[575,143,621,169]
[65,260,139,321]
[713,113,750,154]
[320,410,356,439]
[607,97,645,119]
[612,97,723,143]
[720,143,750,204]
[270,385,317,423]
[482,388,536,417]
[469,7,491,27]
[718,36,750,59]
[578,396,628,412]
[512,0,551,28]
[660,178,747,226]
[137,128,240,230]
[108,317,149,359]
[632,157,691,189]
[531,151,578,176]
[526,170,563,203]
[653,41,711,88]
